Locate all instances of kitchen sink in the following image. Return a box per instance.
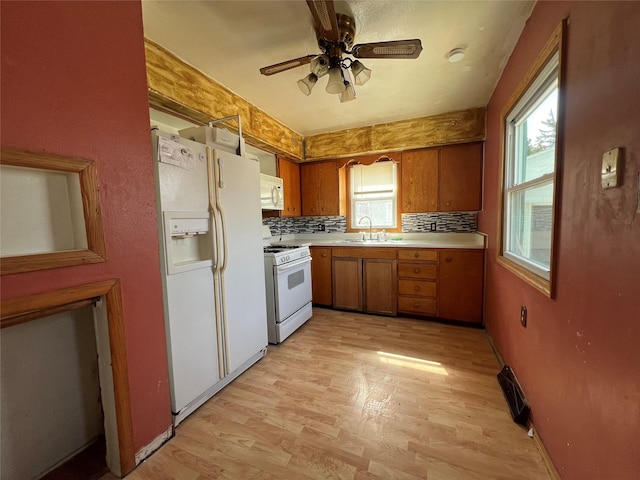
[338,239,388,244]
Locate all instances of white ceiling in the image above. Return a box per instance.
[141,0,535,137]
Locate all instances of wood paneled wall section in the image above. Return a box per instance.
[304,107,486,161]
[145,39,486,162]
[144,39,304,160]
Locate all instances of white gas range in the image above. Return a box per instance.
[263,228,313,344]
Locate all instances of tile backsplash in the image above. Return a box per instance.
[263,212,477,235]
[263,216,347,235]
[402,212,477,233]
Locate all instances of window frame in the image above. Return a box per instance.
[497,20,567,298]
[349,160,398,230]
[345,154,401,233]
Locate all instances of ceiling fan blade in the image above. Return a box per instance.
[352,39,423,59]
[306,0,339,42]
[259,55,315,76]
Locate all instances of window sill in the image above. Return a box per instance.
[496,254,553,298]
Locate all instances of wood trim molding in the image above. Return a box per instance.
[304,107,486,161]
[0,280,136,476]
[144,39,304,160]
[0,147,107,275]
[495,20,567,299]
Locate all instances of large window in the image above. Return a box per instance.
[350,160,398,229]
[499,22,565,297]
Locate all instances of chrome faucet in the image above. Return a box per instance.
[358,216,373,240]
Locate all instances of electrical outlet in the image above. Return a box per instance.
[430,222,436,232]
[520,305,527,327]
[317,223,326,232]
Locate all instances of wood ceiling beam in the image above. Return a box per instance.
[144,39,305,161]
[304,107,486,161]
[145,39,485,163]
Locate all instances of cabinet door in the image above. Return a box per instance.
[310,247,332,306]
[439,143,483,212]
[364,258,397,316]
[438,249,484,323]
[401,148,438,213]
[301,161,340,216]
[277,156,301,217]
[332,257,362,311]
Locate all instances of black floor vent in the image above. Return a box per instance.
[497,365,530,425]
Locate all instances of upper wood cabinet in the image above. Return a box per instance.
[401,149,438,213]
[400,142,483,213]
[277,156,301,217]
[439,143,483,212]
[301,160,345,216]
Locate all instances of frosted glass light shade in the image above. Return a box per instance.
[297,73,318,95]
[310,55,330,77]
[326,67,346,94]
[351,60,372,86]
[339,81,356,103]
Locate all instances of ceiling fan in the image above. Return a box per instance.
[259,0,423,102]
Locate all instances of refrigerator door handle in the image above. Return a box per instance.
[217,156,225,188]
[207,149,226,379]
[213,150,231,375]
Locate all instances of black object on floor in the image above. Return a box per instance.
[497,365,530,425]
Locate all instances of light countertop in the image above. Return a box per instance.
[270,232,487,250]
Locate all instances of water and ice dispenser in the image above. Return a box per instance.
[163,211,213,274]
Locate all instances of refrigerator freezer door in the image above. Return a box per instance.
[165,267,221,413]
[154,131,210,212]
[214,150,269,374]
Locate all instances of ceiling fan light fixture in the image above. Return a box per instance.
[351,60,371,86]
[339,81,356,103]
[297,73,318,96]
[310,54,330,77]
[325,67,346,94]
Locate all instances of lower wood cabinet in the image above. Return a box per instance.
[363,258,397,316]
[332,248,397,316]
[310,247,332,306]
[332,256,363,311]
[313,245,484,324]
[438,249,484,323]
[397,249,438,316]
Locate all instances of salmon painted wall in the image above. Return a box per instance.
[479,2,640,478]
[1,1,171,452]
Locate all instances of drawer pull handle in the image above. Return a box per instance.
[445,257,452,263]
[414,252,419,258]
[414,268,420,273]
[414,286,420,292]
[322,253,327,257]
[414,302,420,307]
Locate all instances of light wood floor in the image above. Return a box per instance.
[110,308,551,479]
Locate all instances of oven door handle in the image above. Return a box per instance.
[276,256,312,273]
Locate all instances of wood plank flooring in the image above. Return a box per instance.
[110,308,551,479]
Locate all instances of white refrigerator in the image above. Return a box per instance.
[152,129,268,425]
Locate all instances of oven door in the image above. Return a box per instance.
[274,256,312,323]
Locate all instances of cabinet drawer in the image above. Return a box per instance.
[332,247,396,259]
[312,248,332,259]
[398,296,437,315]
[397,263,437,279]
[398,249,437,262]
[398,279,436,297]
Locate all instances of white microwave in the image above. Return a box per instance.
[260,174,284,210]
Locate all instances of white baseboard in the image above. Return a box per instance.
[134,424,174,465]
